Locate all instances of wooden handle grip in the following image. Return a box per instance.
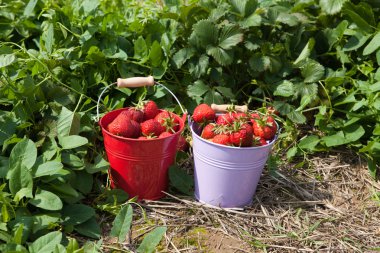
[211,104,248,113]
[117,76,155,88]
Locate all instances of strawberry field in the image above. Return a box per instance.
[1,0,380,252]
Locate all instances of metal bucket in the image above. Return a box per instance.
[190,121,277,208]
[99,109,185,200]
[97,76,187,200]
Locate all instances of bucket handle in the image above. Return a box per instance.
[96,76,187,122]
[211,104,248,113]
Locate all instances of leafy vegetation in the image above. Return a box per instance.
[0,0,379,251]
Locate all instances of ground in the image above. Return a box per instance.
[101,150,380,252]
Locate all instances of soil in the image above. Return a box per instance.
[99,150,380,252]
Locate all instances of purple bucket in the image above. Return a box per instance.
[190,121,277,208]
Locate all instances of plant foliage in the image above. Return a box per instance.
[0,0,379,251]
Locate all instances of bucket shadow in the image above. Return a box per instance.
[251,168,333,210]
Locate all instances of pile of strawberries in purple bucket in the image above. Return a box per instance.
[191,103,278,147]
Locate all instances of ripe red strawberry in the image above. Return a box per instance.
[216,113,235,125]
[192,104,215,124]
[154,111,179,133]
[229,122,253,147]
[231,112,248,122]
[159,131,173,138]
[177,135,189,152]
[107,111,141,138]
[253,136,267,146]
[252,115,277,140]
[201,123,216,139]
[250,112,260,122]
[140,119,164,137]
[126,108,144,122]
[142,100,159,120]
[212,134,231,146]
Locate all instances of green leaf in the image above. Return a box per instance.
[367,159,377,179]
[215,86,234,98]
[74,217,101,239]
[81,0,100,15]
[0,115,17,146]
[29,189,63,211]
[187,80,209,98]
[343,32,370,51]
[172,48,196,69]
[322,125,365,147]
[0,54,16,68]
[218,25,243,50]
[294,38,315,66]
[57,107,80,138]
[62,153,84,168]
[206,46,232,66]
[168,165,194,195]
[8,164,33,196]
[189,54,209,77]
[12,223,24,244]
[66,238,80,253]
[59,135,88,149]
[301,61,325,83]
[23,0,38,16]
[343,2,372,34]
[110,204,133,242]
[42,22,54,54]
[239,14,262,28]
[149,41,163,67]
[287,111,307,124]
[137,227,167,253]
[363,32,380,56]
[34,161,64,178]
[286,146,298,159]
[29,231,62,253]
[85,155,109,174]
[62,204,95,226]
[190,20,218,47]
[249,54,271,72]
[134,36,148,61]
[32,213,61,233]
[320,0,347,15]
[274,80,294,97]
[298,135,320,151]
[204,90,224,105]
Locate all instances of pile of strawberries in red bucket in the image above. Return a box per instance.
[192,104,278,147]
[106,100,188,150]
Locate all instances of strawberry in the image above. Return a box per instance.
[154,111,180,133]
[212,134,231,146]
[177,135,189,152]
[216,113,235,125]
[141,119,164,137]
[192,104,215,124]
[201,123,216,139]
[107,111,141,138]
[252,115,277,140]
[253,136,267,146]
[142,100,159,120]
[231,112,248,122]
[229,122,253,147]
[126,108,144,123]
[266,106,280,116]
[159,131,173,138]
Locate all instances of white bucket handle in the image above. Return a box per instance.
[96,76,187,122]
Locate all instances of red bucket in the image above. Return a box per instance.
[99,108,186,200]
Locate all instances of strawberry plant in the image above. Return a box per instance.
[0,0,379,251]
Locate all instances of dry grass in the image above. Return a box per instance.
[102,150,380,252]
